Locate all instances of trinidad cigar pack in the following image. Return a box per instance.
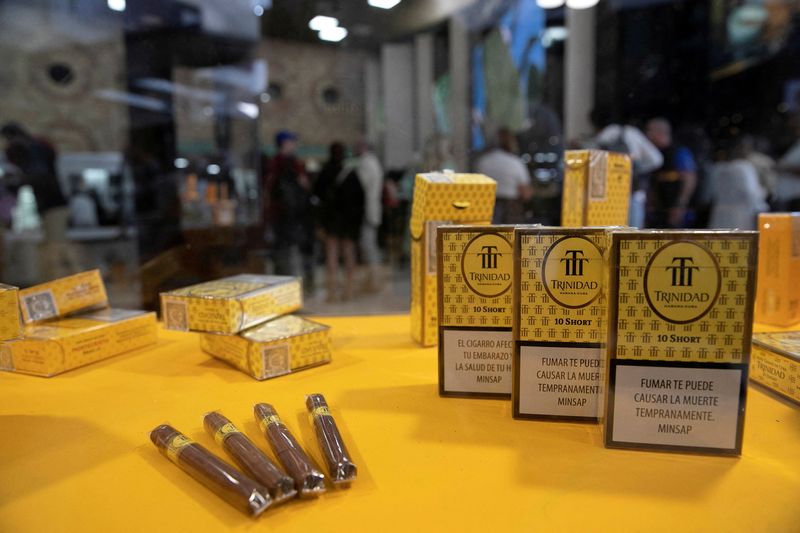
[561,150,631,227]
[437,225,518,398]
[750,331,800,405]
[0,284,21,341]
[755,213,800,326]
[513,227,611,421]
[604,230,758,455]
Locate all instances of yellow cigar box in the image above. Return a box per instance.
[755,213,800,326]
[561,150,631,227]
[604,230,758,455]
[410,172,496,346]
[751,331,800,405]
[0,284,21,341]
[513,227,612,421]
[0,308,157,377]
[199,315,331,380]
[18,270,108,323]
[160,275,302,334]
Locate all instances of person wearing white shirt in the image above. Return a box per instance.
[709,141,768,230]
[356,140,383,292]
[476,128,532,224]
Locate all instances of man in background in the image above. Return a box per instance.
[356,139,383,293]
[645,118,697,228]
[476,127,532,224]
[264,130,313,286]
[1,122,81,278]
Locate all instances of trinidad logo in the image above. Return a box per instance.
[542,236,602,308]
[644,241,721,324]
[461,233,512,298]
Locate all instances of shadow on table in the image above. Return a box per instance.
[0,415,128,501]
[338,383,735,500]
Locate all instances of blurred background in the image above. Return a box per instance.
[1,0,799,315]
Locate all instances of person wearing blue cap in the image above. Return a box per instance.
[263,130,314,286]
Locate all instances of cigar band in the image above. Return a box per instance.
[258,414,281,433]
[311,406,331,419]
[166,434,193,463]
[214,422,241,445]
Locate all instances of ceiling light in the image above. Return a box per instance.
[319,26,348,42]
[566,0,599,8]
[367,0,402,9]
[253,5,264,16]
[536,0,564,8]
[174,158,189,169]
[107,0,126,12]
[309,15,339,31]
[207,164,221,175]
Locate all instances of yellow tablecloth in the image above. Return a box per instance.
[1,315,798,532]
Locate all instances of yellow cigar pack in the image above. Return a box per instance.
[513,227,611,421]
[410,171,496,346]
[561,150,631,227]
[160,275,302,334]
[18,269,108,323]
[751,331,800,405]
[438,225,519,398]
[0,308,157,377]
[604,230,758,455]
[0,284,21,341]
[199,315,331,380]
[755,213,800,326]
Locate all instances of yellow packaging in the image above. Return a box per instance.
[410,172,496,346]
[605,230,758,455]
[561,150,632,227]
[18,269,108,323]
[0,308,157,377]
[160,275,302,334]
[751,332,800,405]
[199,315,331,380]
[0,284,21,341]
[438,225,518,398]
[755,213,800,326]
[513,227,611,421]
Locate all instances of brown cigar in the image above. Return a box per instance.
[203,412,297,504]
[306,394,357,486]
[150,424,272,517]
[253,403,326,498]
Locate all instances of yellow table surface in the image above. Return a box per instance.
[1,315,799,532]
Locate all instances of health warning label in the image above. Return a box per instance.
[518,345,602,418]
[442,329,512,394]
[611,365,742,449]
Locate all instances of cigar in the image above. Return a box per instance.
[150,424,272,517]
[203,412,297,504]
[306,394,357,486]
[253,403,326,498]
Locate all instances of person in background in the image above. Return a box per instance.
[264,130,314,286]
[645,118,697,228]
[355,139,383,293]
[708,138,768,230]
[313,142,364,302]
[69,176,99,228]
[1,122,81,278]
[590,109,663,228]
[740,135,777,206]
[476,127,533,224]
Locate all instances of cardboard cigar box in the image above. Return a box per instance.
[604,230,758,455]
[438,225,519,398]
[160,275,302,334]
[0,308,157,377]
[750,331,800,405]
[755,213,800,326]
[0,284,21,341]
[18,270,108,323]
[513,227,611,420]
[409,171,496,346]
[561,150,632,227]
[199,315,331,380]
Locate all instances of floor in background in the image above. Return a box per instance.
[302,265,410,316]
